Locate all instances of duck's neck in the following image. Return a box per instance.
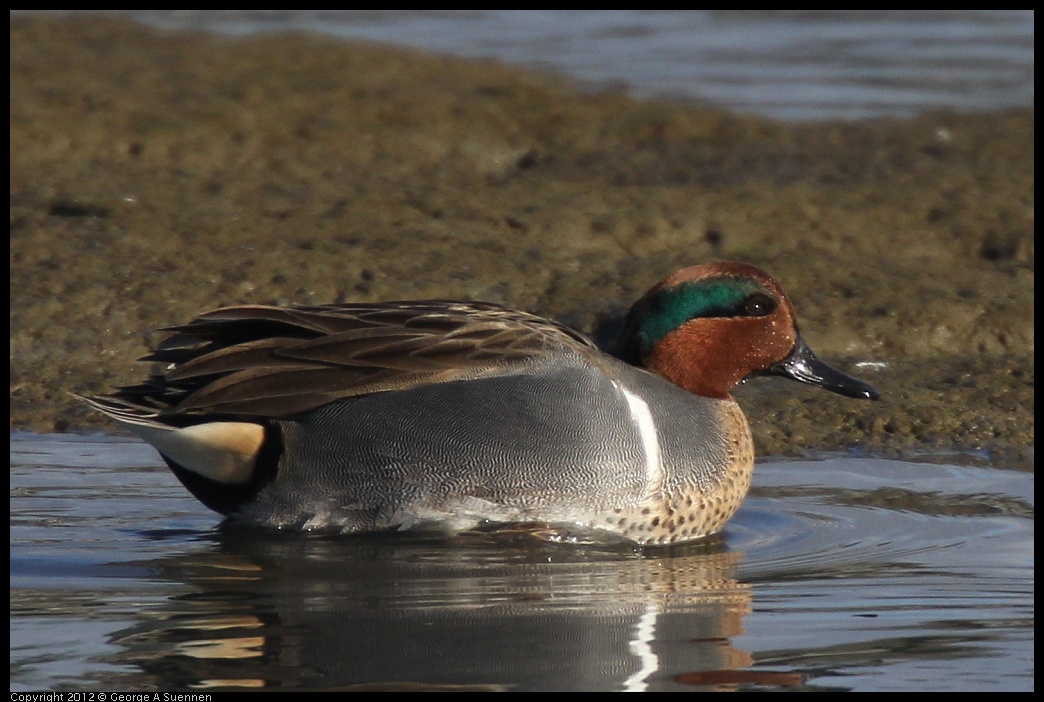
[641,323,745,401]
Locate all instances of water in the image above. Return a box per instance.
[10,434,1033,691]
[19,10,1034,121]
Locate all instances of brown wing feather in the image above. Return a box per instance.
[112,300,597,419]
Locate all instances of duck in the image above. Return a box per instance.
[82,261,878,544]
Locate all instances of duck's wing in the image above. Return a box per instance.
[99,300,600,419]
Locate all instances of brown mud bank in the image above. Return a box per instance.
[10,17,1034,460]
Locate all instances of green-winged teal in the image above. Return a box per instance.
[83,261,878,544]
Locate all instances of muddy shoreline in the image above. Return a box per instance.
[10,17,1034,459]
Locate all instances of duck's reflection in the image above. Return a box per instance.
[109,527,756,691]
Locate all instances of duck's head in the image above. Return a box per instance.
[616,261,879,401]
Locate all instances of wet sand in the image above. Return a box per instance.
[10,16,1034,459]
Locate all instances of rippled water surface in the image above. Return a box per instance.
[10,433,1033,691]
[18,10,1034,121]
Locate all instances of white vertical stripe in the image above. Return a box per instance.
[623,605,660,692]
[620,386,663,496]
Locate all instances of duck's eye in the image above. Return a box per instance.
[744,293,777,317]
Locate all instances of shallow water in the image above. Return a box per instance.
[17,10,1035,121]
[10,433,1033,691]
